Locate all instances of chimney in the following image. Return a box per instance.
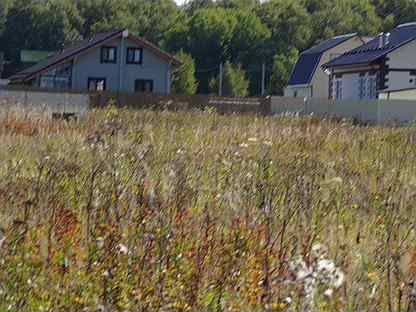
[378,32,384,48]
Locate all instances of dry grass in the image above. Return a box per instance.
[0,107,415,311]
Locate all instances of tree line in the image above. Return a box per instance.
[1,0,415,96]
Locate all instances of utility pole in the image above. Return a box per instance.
[219,62,223,97]
[261,63,266,96]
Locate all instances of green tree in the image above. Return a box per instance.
[268,47,299,95]
[230,9,270,63]
[0,0,12,36]
[184,0,215,14]
[372,0,416,29]
[172,51,199,95]
[309,0,382,42]
[256,0,312,55]
[209,61,249,96]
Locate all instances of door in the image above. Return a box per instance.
[135,79,154,93]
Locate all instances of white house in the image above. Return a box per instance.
[323,23,416,100]
[9,29,181,94]
[284,33,370,99]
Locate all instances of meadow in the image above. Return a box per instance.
[0,107,416,311]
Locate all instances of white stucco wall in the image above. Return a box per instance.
[385,39,416,91]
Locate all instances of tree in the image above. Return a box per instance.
[0,0,12,36]
[209,61,249,97]
[172,51,199,95]
[256,0,312,55]
[268,47,299,95]
[229,9,270,64]
[184,0,215,14]
[309,0,382,42]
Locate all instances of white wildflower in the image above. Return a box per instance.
[317,259,335,273]
[324,288,333,297]
[248,137,258,142]
[331,269,345,288]
[284,297,292,304]
[118,243,128,254]
[239,143,249,148]
[370,285,377,298]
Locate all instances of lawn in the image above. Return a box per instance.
[0,107,415,311]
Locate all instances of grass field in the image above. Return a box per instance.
[0,107,416,311]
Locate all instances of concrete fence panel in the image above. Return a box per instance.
[378,100,416,124]
[0,88,89,117]
[271,97,306,114]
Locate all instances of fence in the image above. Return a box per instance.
[0,85,270,117]
[271,96,416,125]
[89,92,270,115]
[0,86,89,118]
[5,85,416,124]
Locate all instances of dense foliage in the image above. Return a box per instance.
[1,108,416,311]
[1,0,416,94]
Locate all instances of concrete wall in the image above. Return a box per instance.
[379,89,416,100]
[0,88,89,118]
[72,37,170,94]
[271,96,416,124]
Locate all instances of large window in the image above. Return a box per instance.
[39,62,72,89]
[88,78,106,91]
[135,79,153,93]
[334,79,343,100]
[359,76,366,99]
[127,48,143,64]
[367,76,377,99]
[101,46,117,63]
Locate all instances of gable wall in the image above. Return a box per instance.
[311,37,366,98]
[71,37,171,93]
[385,39,416,91]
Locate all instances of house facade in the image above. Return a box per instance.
[285,34,370,99]
[9,30,181,94]
[323,23,416,100]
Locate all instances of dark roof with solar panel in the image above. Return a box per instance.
[288,33,357,86]
[323,23,416,68]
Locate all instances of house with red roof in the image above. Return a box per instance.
[9,29,181,94]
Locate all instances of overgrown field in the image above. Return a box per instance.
[1,108,416,311]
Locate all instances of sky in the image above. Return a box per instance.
[175,0,188,5]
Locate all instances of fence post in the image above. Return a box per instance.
[261,63,266,96]
[376,100,380,124]
[304,97,308,115]
[219,62,223,97]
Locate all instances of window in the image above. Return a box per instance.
[359,77,366,99]
[135,79,153,93]
[101,46,117,63]
[127,48,143,64]
[88,78,106,91]
[334,79,343,100]
[39,62,72,89]
[367,76,377,99]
